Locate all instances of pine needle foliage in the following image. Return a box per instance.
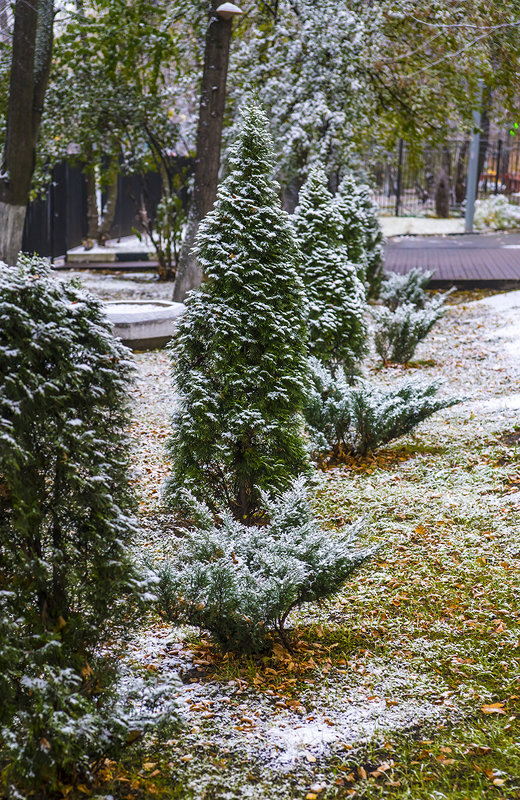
[380,268,435,311]
[305,357,459,459]
[0,257,141,796]
[156,478,375,654]
[293,166,367,372]
[335,173,384,298]
[165,105,309,523]
[373,299,445,365]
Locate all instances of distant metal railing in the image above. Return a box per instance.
[369,137,520,217]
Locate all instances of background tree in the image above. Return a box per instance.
[0,0,53,264]
[166,104,309,522]
[228,0,520,198]
[38,0,180,268]
[229,0,372,209]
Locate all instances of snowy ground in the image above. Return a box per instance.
[63,269,520,798]
[380,217,465,237]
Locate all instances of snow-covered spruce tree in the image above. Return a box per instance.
[292,166,367,372]
[304,357,460,460]
[335,173,385,299]
[157,478,375,653]
[165,105,309,522]
[0,257,142,797]
[373,299,445,365]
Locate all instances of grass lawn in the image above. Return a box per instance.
[91,289,520,800]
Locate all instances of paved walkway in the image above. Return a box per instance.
[384,232,520,287]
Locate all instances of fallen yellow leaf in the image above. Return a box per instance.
[482,702,506,714]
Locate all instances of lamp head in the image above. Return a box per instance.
[216,3,243,20]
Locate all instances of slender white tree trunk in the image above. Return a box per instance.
[0,201,26,264]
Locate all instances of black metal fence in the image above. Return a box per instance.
[21,160,189,259]
[369,137,520,217]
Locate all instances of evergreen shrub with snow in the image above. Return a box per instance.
[474,195,520,231]
[335,173,384,298]
[0,257,142,796]
[165,105,309,522]
[157,478,374,654]
[305,357,459,459]
[373,300,445,365]
[293,166,367,371]
[379,268,435,312]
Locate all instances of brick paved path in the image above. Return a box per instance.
[384,232,520,287]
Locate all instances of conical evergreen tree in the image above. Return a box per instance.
[165,105,309,522]
[293,166,367,372]
[335,173,384,298]
[0,256,141,794]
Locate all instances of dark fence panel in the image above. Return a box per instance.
[22,162,87,258]
[22,157,193,259]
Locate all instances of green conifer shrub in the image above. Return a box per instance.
[380,268,435,311]
[335,173,384,298]
[156,478,374,654]
[165,105,309,522]
[0,257,142,796]
[305,357,459,459]
[373,299,445,365]
[293,166,367,372]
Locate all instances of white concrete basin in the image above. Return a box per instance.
[105,300,185,350]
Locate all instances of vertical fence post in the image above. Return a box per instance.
[395,138,404,217]
[465,80,483,233]
[494,138,502,195]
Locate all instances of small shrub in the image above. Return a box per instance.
[0,256,144,797]
[373,300,445,364]
[304,357,459,459]
[380,268,435,311]
[156,478,374,654]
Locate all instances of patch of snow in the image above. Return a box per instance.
[475,290,520,312]
[105,301,185,324]
[380,217,465,238]
[267,721,339,763]
[67,234,153,256]
[466,393,520,412]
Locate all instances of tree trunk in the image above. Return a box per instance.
[434,168,450,218]
[173,3,232,302]
[97,170,118,245]
[84,165,99,244]
[0,201,27,264]
[454,140,468,205]
[0,0,54,263]
[282,174,304,213]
